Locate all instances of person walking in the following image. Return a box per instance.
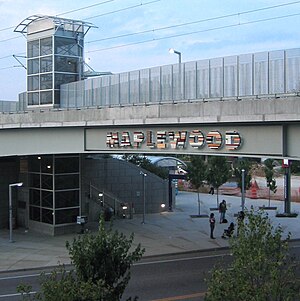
[219,199,227,223]
[209,213,216,239]
[237,210,245,236]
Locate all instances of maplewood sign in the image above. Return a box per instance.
[106,130,242,151]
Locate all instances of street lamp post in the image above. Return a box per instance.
[169,48,182,64]
[9,182,23,243]
[140,171,147,224]
[241,169,245,211]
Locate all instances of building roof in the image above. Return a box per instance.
[14,15,96,35]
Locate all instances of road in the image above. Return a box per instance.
[0,243,299,301]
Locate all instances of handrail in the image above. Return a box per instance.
[84,179,132,219]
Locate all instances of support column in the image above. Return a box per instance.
[284,164,291,214]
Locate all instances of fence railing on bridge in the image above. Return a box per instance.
[60,48,300,108]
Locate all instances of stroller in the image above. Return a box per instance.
[221,222,235,239]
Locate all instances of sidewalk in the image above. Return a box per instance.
[0,191,300,272]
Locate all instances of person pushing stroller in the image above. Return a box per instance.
[221,222,235,239]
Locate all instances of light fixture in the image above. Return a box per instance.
[169,48,182,64]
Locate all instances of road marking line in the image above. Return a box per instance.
[134,253,230,266]
[0,272,52,281]
[151,291,206,300]
[0,291,36,298]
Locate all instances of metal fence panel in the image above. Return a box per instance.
[101,76,110,106]
[286,48,300,93]
[120,72,129,105]
[110,74,120,106]
[172,64,183,100]
[239,54,253,96]
[210,57,223,97]
[254,51,268,95]
[92,77,102,106]
[150,66,161,103]
[184,61,196,100]
[84,79,94,106]
[224,56,237,97]
[140,69,150,103]
[196,59,209,98]
[269,50,284,94]
[161,65,172,101]
[129,70,140,104]
[56,47,300,111]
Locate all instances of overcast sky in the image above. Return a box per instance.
[1,0,300,101]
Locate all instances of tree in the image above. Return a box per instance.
[264,159,277,206]
[187,156,207,216]
[122,154,168,179]
[205,210,299,301]
[206,156,231,206]
[234,158,252,190]
[18,218,145,301]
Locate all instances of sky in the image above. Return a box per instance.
[1,0,300,101]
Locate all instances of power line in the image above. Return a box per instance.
[86,0,300,44]
[0,65,24,71]
[0,36,22,43]
[0,0,115,33]
[85,0,160,20]
[0,52,25,61]
[0,0,160,43]
[0,26,15,33]
[86,12,300,53]
[56,0,115,17]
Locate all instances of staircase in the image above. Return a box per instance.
[86,180,132,221]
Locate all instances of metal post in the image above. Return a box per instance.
[284,165,291,214]
[9,182,23,243]
[140,171,147,224]
[241,169,245,211]
[9,185,12,243]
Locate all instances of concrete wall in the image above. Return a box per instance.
[0,96,299,159]
[81,156,168,221]
[0,95,300,128]
[0,159,19,228]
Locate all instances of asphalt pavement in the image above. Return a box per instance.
[0,191,300,272]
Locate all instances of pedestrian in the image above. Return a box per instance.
[209,186,214,195]
[219,199,227,223]
[209,213,216,239]
[237,210,245,236]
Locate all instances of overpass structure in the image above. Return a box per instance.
[0,15,299,235]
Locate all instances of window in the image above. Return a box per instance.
[55,208,79,224]
[40,74,52,90]
[27,92,39,105]
[28,76,39,91]
[28,59,39,75]
[28,155,80,226]
[54,73,77,89]
[55,56,78,73]
[40,91,53,104]
[27,40,39,58]
[40,56,52,73]
[55,37,81,56]
[40,37,52,56]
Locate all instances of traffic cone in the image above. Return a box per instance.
[250,180,258,199]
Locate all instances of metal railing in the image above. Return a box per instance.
[88,182,132,219]
[60,48,300,109]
